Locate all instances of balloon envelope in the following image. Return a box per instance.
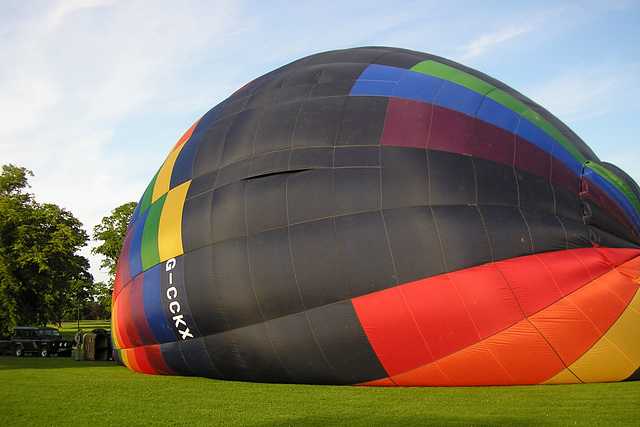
[112,47,640,386]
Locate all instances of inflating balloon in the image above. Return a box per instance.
[112,47,640,386]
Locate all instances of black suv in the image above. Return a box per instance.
[12,327,73,357]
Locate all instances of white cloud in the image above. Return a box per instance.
[456,25,534,60]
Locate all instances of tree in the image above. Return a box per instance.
[0,164,93,336]
[92,201,137,280]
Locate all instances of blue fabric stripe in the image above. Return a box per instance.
[169,103,223,189]
[128,208,148,279]
[583,167,640,233]
[142,265,176,344]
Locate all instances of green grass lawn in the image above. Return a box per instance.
[0,354,638,426]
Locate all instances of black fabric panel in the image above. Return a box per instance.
[214,158,251,189]
[248,228,304,320]
[192,115,233,177]
[245,88,278,110]
[479,205,533,262]
[203,324,294,383]
[266,312,341,384]
[159,341,195,376]
[217,91,252,121]
[274,84,314,103]
[334,146,380,167]
[559,217,592,249]
[248,150,290,178]
[211,180,247,244]
[181,190,214,253]
[319,62,368,84]
[521,210,572,253]
[254,100,302,155]
[516,169,555,213]
[286,169,333,224]
[374,49,426,69]
[183,246,221,336]
[336,96,388,146]
[311,82,355,98]
[294,96,346,147]
[289,219,350,308]
[583,200,639,247]
[306,300,387,384]
[159,256,202,341]
[383,207,446,284]
[431,205,492,272]
[428,150,476,206]
[553,183,584,222]
[186,171,217,199]
[221,107,263,166]
[474,157,518,207]
[211,237,263,330]
[245,174,288,234]
[381,146,429,210]
[288,147,334,170]
[283,64,323,86]
[335,211,397,297]
[334,168,381,216]
[178,337,224,380]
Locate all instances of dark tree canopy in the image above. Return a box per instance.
[0,164,93,336]
[92,201,137,281]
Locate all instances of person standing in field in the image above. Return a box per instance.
[74,329,83,361]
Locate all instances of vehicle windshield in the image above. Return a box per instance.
[39,329,61,337]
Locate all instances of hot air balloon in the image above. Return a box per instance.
[111,47,640,386]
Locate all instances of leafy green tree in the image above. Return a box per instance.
[0,164,93,336]
[92,201,137,280]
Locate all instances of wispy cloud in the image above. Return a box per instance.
[456,25,534,60]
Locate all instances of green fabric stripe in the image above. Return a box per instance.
[140,194,166,270]
[139,170,159,214]
[587,162,640,214]
[410,60,586,164]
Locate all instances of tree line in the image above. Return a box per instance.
[0,164,135,338]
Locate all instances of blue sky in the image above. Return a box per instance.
[1,0,639,282]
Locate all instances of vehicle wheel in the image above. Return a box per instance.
[40,346,50,357]
[14,345,23,357]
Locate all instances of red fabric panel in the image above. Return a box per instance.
[113,229,133,299]
[120,285,142,348]
[497,255,562,316]
[514,135,551,180]
[538,250,594,296]
[551,155,580,194]
[352,287,432,377]
[448,264,524,339]
[472,119,515,166]
[427,105,474,154]
[132,346,156,375]
[401,274,480,361]
[114,290,132,349]
[356,377,396,387]
[596,247,640,268]
[381,98,431,149]
[144,345,176,376]
[129,274,156,346]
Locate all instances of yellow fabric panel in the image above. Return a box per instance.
[110,298,122,349]
[568,337,637,383]
[157,181,191,262]
[152,143,185,203]
[541,368,581,385]
[606,294,640,366]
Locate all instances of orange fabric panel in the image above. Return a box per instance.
[529,297,602,366]
[356,377,397,387]
[482,321,565,384]
[392,360,454,386]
